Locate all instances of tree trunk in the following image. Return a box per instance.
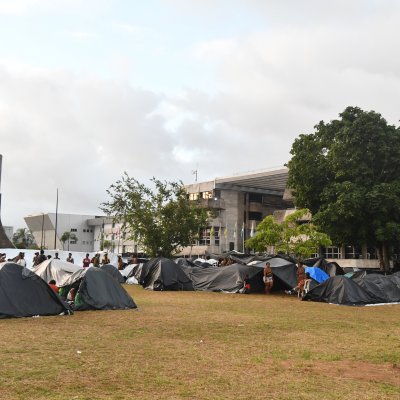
[382,243,390,272]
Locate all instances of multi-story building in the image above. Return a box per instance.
[182,167,292,255]
[24,213,140,254]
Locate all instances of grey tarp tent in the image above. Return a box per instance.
[251,256,298,290]
[303,276,379,305]
[0,262,71,318]
[139,257,194,291]
[100,264,125,283]
[186,263,264,293]
[59,267,137,311]
[351,272,400,303]
[32,258,83,286]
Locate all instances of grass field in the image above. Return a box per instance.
[1,285,400,400]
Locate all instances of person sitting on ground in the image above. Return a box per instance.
[48,279,59,294]
[67,288,76,304]
[243,274,251,294]
[263,262,274,294]
[66,253,74,263]
[82,253,91,268]
[54,252,60,260]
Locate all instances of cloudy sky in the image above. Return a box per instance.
[1,0,400,228]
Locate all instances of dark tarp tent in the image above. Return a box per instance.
[251,256,298,290]
[59,267,137,311]
[139,257,194,291]
[0,262,71,318]
[304,275,391,305]
[303,257,345,277]
[351,272,400,303]
[186,263,264,293]
[100,264,125,283]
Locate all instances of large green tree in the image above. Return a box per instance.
[12,228,36,249]
[101,174,208,258]
[286,106,400,269]
[245,209,331,261]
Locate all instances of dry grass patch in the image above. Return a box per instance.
[1,286,399,399]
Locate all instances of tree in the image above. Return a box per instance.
[60,232,78,251]
[245,209,331,260]
[12,228,36,249]
[101,174,208,258]
[286,106,400,270]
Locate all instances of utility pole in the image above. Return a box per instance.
[54,188,58,250]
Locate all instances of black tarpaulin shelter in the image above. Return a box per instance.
[59,267,137,311]
[139,257,194,291]
[303,257,345,277]
[251,256,298,290]
[187,263,264,293]
[100,264,125,283]
[303,276,379,305]
[0,262,71,318]
[351,273,400,303]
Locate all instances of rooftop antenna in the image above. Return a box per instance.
[191,167,198,182]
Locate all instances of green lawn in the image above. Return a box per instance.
[1,286,399,399]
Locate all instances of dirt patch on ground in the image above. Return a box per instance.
[284,360,400,387]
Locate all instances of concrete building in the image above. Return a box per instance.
[182,167,292,255]
[24,213,141,254]
[3,226,13,242]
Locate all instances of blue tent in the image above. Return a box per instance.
[305,266,329,283]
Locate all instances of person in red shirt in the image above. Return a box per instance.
[82,253,91,268]
[48,280,59,294]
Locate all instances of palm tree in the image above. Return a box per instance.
[60,232,78,251]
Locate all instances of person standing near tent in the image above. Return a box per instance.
[36,250,47,265]
[66,253,74,263]
[82,253,91,268]
[0,253,6,263]
[92,254,100,267]
[263,262,273,294]
[16,252,26,267]
[101,253,110,265]
[297,262,306,288]
[54,252,60,260]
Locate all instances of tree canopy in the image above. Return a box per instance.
[286,106,400,268]
[12,228,36,249]
[101,174,208,258]
[245,209,331,261]
[60,232,78,251]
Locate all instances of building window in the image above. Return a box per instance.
[249,193,262,203]
[199,228,211,245]
[189,193,199,201]
[70,240,77,245]
[214,228,220,245]
[213,189,221,199]
[248,212,262,221]
[324,247,341,259]
[71,228,77,232]
[202,191,213,199]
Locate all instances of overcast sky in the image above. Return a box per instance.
[1,0,400,229]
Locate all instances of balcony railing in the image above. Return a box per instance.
[194,198,225,210]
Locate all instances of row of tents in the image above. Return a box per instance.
[0,259,137,319]
[126,255,400,306]
[1,253,400,319]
